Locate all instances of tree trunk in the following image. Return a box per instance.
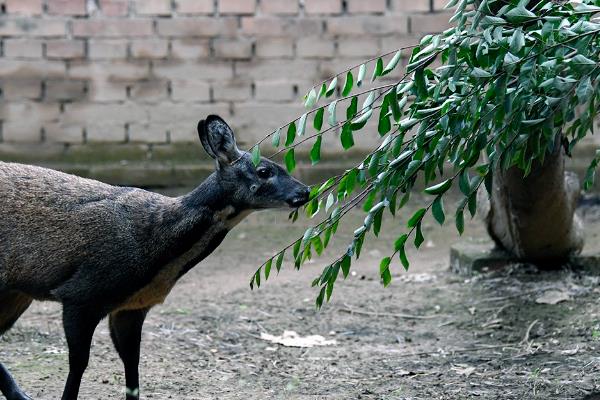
[481,137,584,262]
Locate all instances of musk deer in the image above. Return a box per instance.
[0,115,310,400]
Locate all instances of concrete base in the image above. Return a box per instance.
[450,239,600,275]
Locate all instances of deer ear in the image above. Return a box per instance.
[197,115,241,165]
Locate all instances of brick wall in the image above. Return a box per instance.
[0,0,452,185]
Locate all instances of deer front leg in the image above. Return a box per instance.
[61,306,102,400]
[109,309,149,400]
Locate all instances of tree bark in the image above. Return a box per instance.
[480,137,584,262]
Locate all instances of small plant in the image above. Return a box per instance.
[249,0,600,307]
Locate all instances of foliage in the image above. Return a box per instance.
[249,0,600,307]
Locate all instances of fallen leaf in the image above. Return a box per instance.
[535,290,570,305]
[452,365,476,377]
[260,330,337,348]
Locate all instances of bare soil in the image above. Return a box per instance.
[3,193,600,400]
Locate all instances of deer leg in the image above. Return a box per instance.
[60,306,102,400]
[109,309,148,400]
[0,291,33,400]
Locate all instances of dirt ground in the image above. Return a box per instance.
[3,192,600,400]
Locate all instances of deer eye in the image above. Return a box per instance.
[256,168,272,179]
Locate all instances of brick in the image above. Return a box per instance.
[89,39,128,59]
[0,19,67,37]
[87,123,127,142]
[87,78,128,101]
[44,123,84,143]
[5,0,42,15]
[304,0,341,15]
[47,0,87,15]
[0,78,42,99]
[241,17,323,37]
[259,0,298,14]
[338,37,380,57]
[381,35,422,54]
[254,80,296,101]
[171,79,210,102]
[129,80,168,102]
[0,102,60,142]
[392,0,431,12]
[212,80,251,101]
[3,39,43,58]
[232,103,303,144]
[255,38,294,58]
[129,123,168,143]
[73,19,154,37]
[157,18,237,37]
[171,39,210,59]
[236,59,319,80]
[218,0,256,14]
[45,79,87,101]
[154,61,233,81]
[327,16,408,35]
[213,38,253,59]
[0,59,66,78]
[347,0,387,13]
[433,0,450,11]
[46,40,86,59]
[134,0,171,15]
[175,0,214,14]
[3,121,43,142]
[69,61,150,81]
[410,13,452,34]
[99,0,129,16]
[63,103,146,142]
[296,36,335,58]
[146,103,229,142]
[131,39,169,58]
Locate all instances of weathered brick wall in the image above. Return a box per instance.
[0,0,452,185]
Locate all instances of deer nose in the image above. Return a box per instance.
[288,187,310,208]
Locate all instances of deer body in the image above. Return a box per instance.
[0,116,309,400]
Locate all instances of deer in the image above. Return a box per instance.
[0,115,310,400]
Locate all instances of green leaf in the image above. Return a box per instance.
[341,124,355,150]
[424,179,452,195]
[297,113,307,136]
[342,71,354,97]
[378,113,391,135]
[432,196,445,225]
[310,135,322,165]
[314,107,324,131]
[264,258,272,280]
[388,92,402,122]
[284,148,296,172]
[471,67,491,78]
[285,122,296,146]
[577,76,593,104]
[326,77,338,97]
[328,100,338,126]
[372,57,384,82]
[251,145,261,167]
[414,222,424,249]
[304,87,317,108]
[271,127,281,147]
[382,50,402,76]
[455,210,464,235]
[357,64,366,87]
[408,208,426,228]
[275,251,284,272]
[380,257,392,287]
[504,5,536,23]
[341,254,351,278]
[399,246,409,271]
[509,28,525,53]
